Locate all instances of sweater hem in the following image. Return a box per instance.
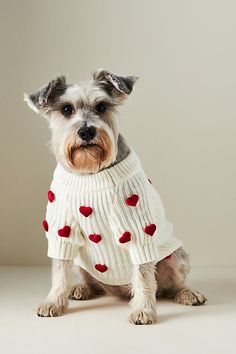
[129,237,183,265]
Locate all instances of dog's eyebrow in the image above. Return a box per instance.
[78,97,116,110]
[50,101,75,112]
[92,97,117,107]
[49,97,117,114]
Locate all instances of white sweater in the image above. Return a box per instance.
[43,149,182,285]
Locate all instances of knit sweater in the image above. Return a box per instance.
[43,149,182,285]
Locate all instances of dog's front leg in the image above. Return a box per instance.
[129,261,158,325]
[37,259,72,317]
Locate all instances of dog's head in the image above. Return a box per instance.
[24,69,138,173]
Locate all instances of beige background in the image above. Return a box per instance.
[0,0,235,266]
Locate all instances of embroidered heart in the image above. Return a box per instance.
[42,220,48,232]
[79,206,93,217]
[125,194,139,207]
[119,231,131,243]
[58,225,71,238]
[89,234,102,244]
[48,190,55,203]
[95,264,108,273]
[144,223,156,236]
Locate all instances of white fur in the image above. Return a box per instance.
[129,262,158,324]
[23,93,39,113]
[25,72,207,324]
[37,259,72,317]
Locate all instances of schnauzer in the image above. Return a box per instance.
[24,69,207,325]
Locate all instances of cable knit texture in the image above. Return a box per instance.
[44,149,182,285]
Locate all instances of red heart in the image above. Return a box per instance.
[58,225,71,238]
[79,206,93,217]
[88,234,102,243]
[48,190,55,203]
[144,223,156,236]
[42,219,48,232]
[119,231,131,243]
[125,194,139,207]
[95,264,108,273]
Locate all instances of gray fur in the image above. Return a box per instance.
[93,69,138,96]
[29,76,68,111]
[105,134,130,170]
[25,71,207,323]
[25,70,137,174]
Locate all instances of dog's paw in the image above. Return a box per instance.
[129,309,157,325]
[69,284,91,300]
[174,288,207,306]
[37,303,63,317]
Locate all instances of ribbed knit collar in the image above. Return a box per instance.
[54,148,142,192]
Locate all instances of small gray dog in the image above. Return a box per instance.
[24,69,207,325]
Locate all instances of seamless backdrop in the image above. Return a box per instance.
[0,0,235,266]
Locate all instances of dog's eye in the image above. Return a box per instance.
[95,102,107,114]
[61,104,73,117]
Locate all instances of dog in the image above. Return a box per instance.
[24,69,207,325]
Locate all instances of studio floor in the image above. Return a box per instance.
[0,266,235,354]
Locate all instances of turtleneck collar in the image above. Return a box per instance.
[54,148,142,192]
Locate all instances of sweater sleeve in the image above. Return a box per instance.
[109,177,179,265]
[43,183,84,261]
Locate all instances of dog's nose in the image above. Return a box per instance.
[78,126,96,141]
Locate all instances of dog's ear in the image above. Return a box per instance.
[24,75,67,114]
[93,69,138,99]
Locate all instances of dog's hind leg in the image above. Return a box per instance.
[37,259,72,317]
[156,247,207,306]
[69,265,105,300]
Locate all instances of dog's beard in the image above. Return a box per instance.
[65,129,114,173]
